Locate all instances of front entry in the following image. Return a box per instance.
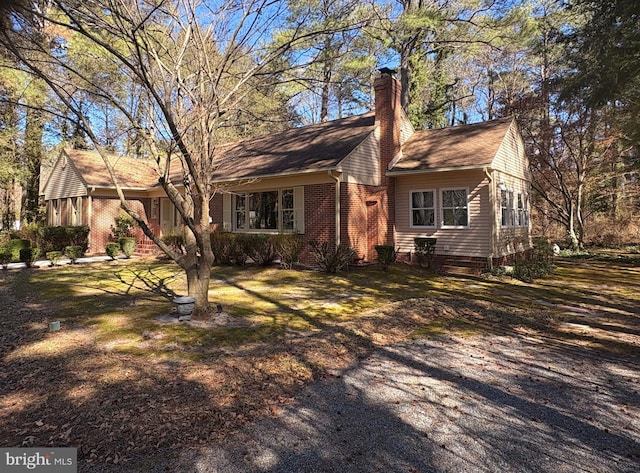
[366,200,379,262]
[160,198,180,236]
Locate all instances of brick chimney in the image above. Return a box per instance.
[373,69,402,246]
[374,69,403,178]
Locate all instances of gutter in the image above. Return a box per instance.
[386,164,487,176]
[211,166,338,184]
[328,170,341,246]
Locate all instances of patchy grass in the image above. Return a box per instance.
[1,254,639,470]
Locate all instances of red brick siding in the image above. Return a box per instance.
[300,183,336,265]
[210,193,223,232]
[89,197,154,255]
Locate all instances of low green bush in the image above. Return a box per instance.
[119,237,136,258]
[375,244,398,271]
[64,245,84,264]
[20,248,41,267]
[112,213,137,240]
[46,251,63,266]
[38,226,89,253]
[512,238,555,282]
[105,242,121,260]
[7,239,30,262]
[414,237,437,268]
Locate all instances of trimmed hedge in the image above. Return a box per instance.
[20,248,41,267]
[105,243,121,260]
[39,226,89,254]
[119,237,136,258]
[375,244,398,271]
[46,251,63,266]
[64,245,84,264]
[7,239,30,262]
[211,231,305,268]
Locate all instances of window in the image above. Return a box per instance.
[441,189,468,227]
[234,189,298,232]
[410,190,435,227]
[501,190,509,227]
[234,194,246,230]
[508,191,515,226]
[517,193,524,226]
[50,199,61,226]
[68,197,82,226]
[502,189,528,227]
[281,189,295,231]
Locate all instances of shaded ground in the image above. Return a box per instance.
[0,256,639,472]
[171,333,640,472]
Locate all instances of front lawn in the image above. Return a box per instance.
[1,256,638,470]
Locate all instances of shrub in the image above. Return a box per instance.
[0,251,11,269]
[160,234,185,255]
[211,231,245,266]
[512,238,555,282]
[309,240,354,273]
[119,237,136,258]
[375,244,398,271]
[111,213,137,240]
[46,251,63,266]
[414,237,437,268]
[20,248,41,267]
[64,245,84,264]
[105,242,121,260]
[243,234,278,266]
[7,239,30,262]
[273,234,304,269]
[38,226,89,254]
[17,222,40,248]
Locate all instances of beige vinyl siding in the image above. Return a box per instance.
[340,132,380,185]
[395,169,491,258]
[494,172,532,256]
[488,120,532,255]
[492,121,530,181]
[399,114,414,145]
[44,154,87,201]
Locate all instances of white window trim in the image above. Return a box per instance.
[233,188,299,233]
[440,187,469,229]
[501,187,529,228]
[409,189,436,229]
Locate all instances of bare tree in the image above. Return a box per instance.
[1,0,345,313]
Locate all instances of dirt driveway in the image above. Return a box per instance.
[166,331,639,473]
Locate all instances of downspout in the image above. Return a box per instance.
[88,186,95,253]
[328,171,341,246]
[484,167,495,270]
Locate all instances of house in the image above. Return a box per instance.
[41,71,531,270]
